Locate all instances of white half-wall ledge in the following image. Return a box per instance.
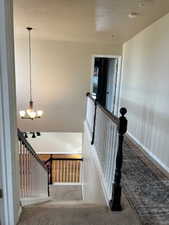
[37,152,82,155]
[27,132,82,154]
[21,197,52,207]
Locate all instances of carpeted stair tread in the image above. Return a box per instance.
[18,200,140,225]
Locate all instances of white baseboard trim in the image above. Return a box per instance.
[21,196,51,207]
[127,132,169,174]
[84,122,110,206]
[17,205,22,223]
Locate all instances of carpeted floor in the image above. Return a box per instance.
[17,200,140,225]
[123,137,169,225]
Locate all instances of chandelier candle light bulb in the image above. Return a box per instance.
[19,101,43,120]
[19,110,26,117]
[37,110,43,117]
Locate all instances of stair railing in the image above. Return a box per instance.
[18,129,49,198]
[86,93,127,211]
[44,155,83,184]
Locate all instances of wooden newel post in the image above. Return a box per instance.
[109,107,127,211]
[49,154,53,185]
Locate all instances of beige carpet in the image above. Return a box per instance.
[17,199,140,225]
[49,184,82,201]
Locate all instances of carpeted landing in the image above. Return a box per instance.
[123,138,169,225]
[17,200,140,225]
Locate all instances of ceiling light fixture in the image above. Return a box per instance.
[23,131,41,138]
[24,132,28,138]
[19,27,44,120]
[31,132,36,138]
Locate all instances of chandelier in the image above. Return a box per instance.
[19,27,43,120]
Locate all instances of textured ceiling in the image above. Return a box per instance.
[14,0,169,44]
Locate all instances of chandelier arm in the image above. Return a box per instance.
[20,116,41,120]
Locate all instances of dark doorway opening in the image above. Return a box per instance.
[91,56,121,116]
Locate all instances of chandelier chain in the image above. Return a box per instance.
[28,27,32,102]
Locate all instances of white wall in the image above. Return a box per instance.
[28,132,82,154]
[0,0,20,224]
[82,122,108,205]
[15,39,121,132]
[121,12,169,172]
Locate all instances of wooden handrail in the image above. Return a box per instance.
[97,103,119,126]
[86,92,119,126]
[17,128,48,172]
[50,158,83,161]
[44,157,83,164]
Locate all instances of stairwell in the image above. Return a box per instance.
[17,90,169,225]
[17,196,140,225]
[17,95,140,225]
[17,127,140,225]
